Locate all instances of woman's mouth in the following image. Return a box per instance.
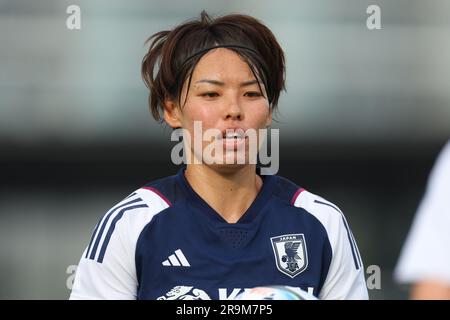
[217,129,248,150]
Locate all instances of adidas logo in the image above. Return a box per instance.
[162,249,190,267]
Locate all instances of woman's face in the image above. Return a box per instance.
[165,48,272,170]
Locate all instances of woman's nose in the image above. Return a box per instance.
[224,95,243,121]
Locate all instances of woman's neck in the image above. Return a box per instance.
[184,164,263,223]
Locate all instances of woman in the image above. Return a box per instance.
[395,139,450,299]
[70,11,368,300]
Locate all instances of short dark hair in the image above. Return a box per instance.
[141,10,286,122]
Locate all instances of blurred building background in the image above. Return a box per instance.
[0,0,449,299]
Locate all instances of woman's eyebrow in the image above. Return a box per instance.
[194,79,260,87]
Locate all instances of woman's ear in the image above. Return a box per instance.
[163,100,182,129]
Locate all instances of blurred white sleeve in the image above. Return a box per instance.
[395,140,450,284]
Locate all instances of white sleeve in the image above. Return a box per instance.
[395,140,450,284]
[294,191,368,300]
[70,189,169,300]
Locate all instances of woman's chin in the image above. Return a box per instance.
[204,161,251,174]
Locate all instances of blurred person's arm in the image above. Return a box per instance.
[411,280,450,300]
[395,140,450,299]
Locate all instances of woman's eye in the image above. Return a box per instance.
[245,91,262,97]
[201,92,219,98]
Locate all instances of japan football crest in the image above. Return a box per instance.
[271,234,308,278]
